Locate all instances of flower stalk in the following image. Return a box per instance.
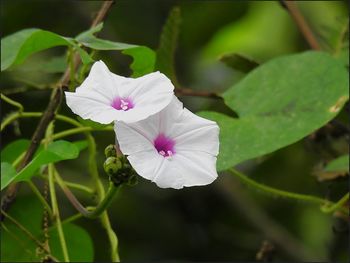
[46,122,70,262]
[1,93,24,112]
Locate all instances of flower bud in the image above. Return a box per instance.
[104,144,117,158]
[103,157,122,176]
[126,174,138,186]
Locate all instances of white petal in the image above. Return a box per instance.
[127,150,185,189]
[174,150,218,187]
[115,72,174,123]
[157,97,220,155]
[115,97,182,154]
[65,89,121,124]
[117,72,173,98]
[157,96,184,132]
[127,150,217,189]
[115,121,155,155]
[65,60,124,124]
[76,60,119,99]
[66,62,175,124]
[171,108,220,155]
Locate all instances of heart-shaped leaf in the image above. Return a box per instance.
[199,51,349,171]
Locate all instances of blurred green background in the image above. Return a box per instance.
[1,1,349,262]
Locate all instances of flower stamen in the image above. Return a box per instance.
[154,134,175,158]
[112,97,134,111]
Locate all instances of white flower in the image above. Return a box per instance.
[115,96,220,189]
[65,60,174,124]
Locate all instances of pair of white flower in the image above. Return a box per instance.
[65,61,219,189]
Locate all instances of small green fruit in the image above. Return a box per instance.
[103,157,122,176]
[104,144,117,158]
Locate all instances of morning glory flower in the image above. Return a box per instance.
[65,60,174,124]
[115,96,220,189]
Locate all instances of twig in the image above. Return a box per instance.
[282,0,321,50]
[1,0,115,220]
[256,240,275,261]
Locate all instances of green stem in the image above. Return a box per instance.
[321,193,349,213]
[53,127,94,139]
[101,211,120,262]
[1,93,24,112]
[61,213,83,225]
[46,123,70,262]
[1,112,23,131]
[88,183,119,218]
[68,47,75,91]
[11,110,121,260]
[12,145,54,220]
[1,111,80,131]
[86,134,120,261]
[55,171,119,219]
[64,181,95,195]
[78,50,96,83]
[27,181,53,218]
[229,168,348,214]
[48,164,70,262]
[39,173,95,195]
[50,126,113,141]
[1,111,113,137]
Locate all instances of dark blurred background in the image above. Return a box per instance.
[1,1,349,262]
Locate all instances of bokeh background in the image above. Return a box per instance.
[1,1,349,262]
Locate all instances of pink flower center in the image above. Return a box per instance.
[154,134,175,158]
[111,97,134,111]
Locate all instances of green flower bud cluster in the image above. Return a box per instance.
[103,144,138,187]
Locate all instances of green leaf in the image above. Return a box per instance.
[1,140,82,190]
[16,55,67,74]
[324,155,349,173]
[1,196,94,262]
[77,35,137,50]
[76,34,156,77]
[155,6,181,85]
[75,45,94,65]
[75,22,104,42]
[1,29,72,71]
[1,139,30,163]
[49,223,94,262]
[73,140,89,152]
[1,196,44,262]
[199,51,349,171]
[122,46,156,77]
[219,53,259,73]
[1,162,17,190]
[314,154,349,181]
[36,56,67,73]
